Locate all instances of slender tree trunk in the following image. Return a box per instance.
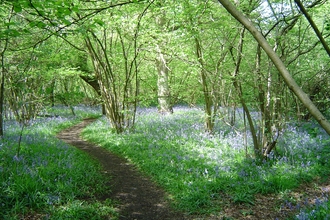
[0,59,5,136]
[156,46,173,114]
[0,10,11,136]
[195,37,214,133]
[50,79,55,107]
[154,7,173,115]
[231,27,261,157]
[256,45,266,146]
[0,40,8,137]
[255,45,278,156]
[85,36,122,132]
[294,0,330,57]
[218,0,330,135]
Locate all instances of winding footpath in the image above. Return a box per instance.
[57,118,186,220]
[56,118,330,219]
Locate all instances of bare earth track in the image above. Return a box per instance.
[57,118,187,220]
[57,118,330,220]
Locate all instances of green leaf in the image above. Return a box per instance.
[29,21,47,29]
[62,19,71,26]
[94,19,105,27]
[13,4,22,13]
[326,23,330,31]
[29,21,38,27]
[5,29,20,37]
[4,22,17,27]
[72,6,80,13]
[58,7,72,16]
[37,22,47,29]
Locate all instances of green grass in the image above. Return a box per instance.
[2,105,328,218]
[293,199,330,219]
[0,105,118,219]
[82,106,330,216]
[50,199,118,220]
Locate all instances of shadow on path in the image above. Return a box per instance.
[57,118,186,220]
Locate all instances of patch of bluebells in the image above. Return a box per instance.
[1,124,69,213]
[276,123,329,171]
[86,105,330,213]
[110,107,254,193]
[130,106,327,181]
[279,124,327,152]
[294,196,330,220]
[135,106,248,155]
[0,105,105,217]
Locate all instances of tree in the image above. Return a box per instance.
[181,0,236,133]
[82,2,151,133]
[0,4,12,136]
[217,0,330,137]
[0,2,49,127]
[153,2,173,114]
[294,0,330,57]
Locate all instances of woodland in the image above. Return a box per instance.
[0,0,330,219]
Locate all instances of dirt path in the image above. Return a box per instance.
[57,118,330,220]
[57,118,187,220]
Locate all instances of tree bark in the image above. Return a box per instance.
[0,53,5,136]
[231,27,261,157]
[195,37,214,132]
[0,7,13,136]
[154,7,173,115]
[217,0,330,135]
[156,46,173,114]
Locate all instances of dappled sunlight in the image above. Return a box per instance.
[0,105,111,219]
[1,104,329,219]
[82,106,330,218]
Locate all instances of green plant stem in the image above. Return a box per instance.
[17,122,25,158]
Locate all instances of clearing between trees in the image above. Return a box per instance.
[58,117,330,220]
[57,118,186,220]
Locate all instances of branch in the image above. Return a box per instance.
[294,0,330,57]
[19,0,144,52]
[217,0,330,135]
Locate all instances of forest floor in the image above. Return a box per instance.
[57,118,330,220]
[57,118,186,220]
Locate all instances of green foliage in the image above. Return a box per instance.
[0,106,113,219]
[51,199,118,220]
[0,0,329,217]
[293,198,330,219]
[2,0,329,135]
[82,107,330,215]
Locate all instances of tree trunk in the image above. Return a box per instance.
[80,75,106,115]
[156,46,173,114]
[294,0,330,57]
[85,36,123,133]
[49,79,55,107]
[217,0,330,135]
[255,45,278,156]
[0,60,5,136]
[195,37,214,133]
[0,12,11,136]
[154,7,173,115]
[231,27,261,157]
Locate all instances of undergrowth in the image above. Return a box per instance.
[82,106,330,218]
[2,105,328,219]
[0,105,118,219]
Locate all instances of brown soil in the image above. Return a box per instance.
[57,118,330,220]
[57,118,187,220]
